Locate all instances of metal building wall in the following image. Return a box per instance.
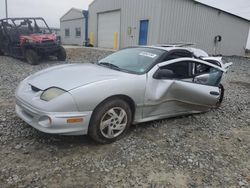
[89,0,250,55]
[88,0,162,48]
[60,19,85,45]
[158,0,250,56]
[60,9,86,46]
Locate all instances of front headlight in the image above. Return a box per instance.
[40,87,66,101]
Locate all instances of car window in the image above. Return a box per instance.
[204,59,221,67]
[156,61,223,86]
[160,61,193,79]
[164,50,193,61]
[98,48,165,74]
[193,63,223,86]
[12,19,51,35]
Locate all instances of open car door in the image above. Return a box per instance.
[143,58,225,118]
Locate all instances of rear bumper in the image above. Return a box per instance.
[16,98,92,135]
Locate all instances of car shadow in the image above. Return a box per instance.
[33,132,97,148]
[29,113,203,148]
[18,111,209,153]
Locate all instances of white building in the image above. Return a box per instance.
[60,8,87,46]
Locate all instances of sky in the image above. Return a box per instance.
[1,0,250,48]
[197,0,250,20]
[0,0,94,27]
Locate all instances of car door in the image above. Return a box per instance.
[143,58,224,118]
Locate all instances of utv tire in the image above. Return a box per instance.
[216,84,224,108]
[88,98,132,144]
[57,46,66,61]
[0,49,4,56]
[25,49,39,65]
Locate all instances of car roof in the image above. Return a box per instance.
[0,17,45,21]
[145,44,209,58]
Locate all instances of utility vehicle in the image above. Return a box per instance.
[0,17,66,65]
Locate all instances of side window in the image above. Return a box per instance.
[204,60,221,67]
[193,63,223,86]
[65,28,70,37]
[75,27,81,37]
[158,61,193,80]
[164,50,193,61]
[155,61,223,86]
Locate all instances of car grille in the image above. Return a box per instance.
[22,108,34,119]
[39,42,57,49]
[42,40,54,43]
[31,85,41,92]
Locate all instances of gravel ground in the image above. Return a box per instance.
[0,49,249,188]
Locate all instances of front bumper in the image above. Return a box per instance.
[23,42,60,55]
[16,98,92,135]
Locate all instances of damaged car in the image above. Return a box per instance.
[15,45,232,143]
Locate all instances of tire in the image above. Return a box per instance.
[25,49,39,65]
[88,98,132,144]
[56,46,66,61]
[0,49,4,56]
[216,84,224,108]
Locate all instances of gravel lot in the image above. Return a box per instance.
[0,48,249,188]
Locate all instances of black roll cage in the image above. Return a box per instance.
[0,17,52,35]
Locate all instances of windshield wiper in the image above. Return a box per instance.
[98,62,121,71]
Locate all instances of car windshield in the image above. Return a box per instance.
[13,19,51,35]
[98,48,165,74]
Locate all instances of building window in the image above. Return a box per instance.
[75,28,81,37]
[65,29,70,37]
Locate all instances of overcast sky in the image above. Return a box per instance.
[0,0,94,27]
[197,0,250,20]
[1,0,250,48]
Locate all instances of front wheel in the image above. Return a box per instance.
[56,46,66,61]
[88,99,132,144]
[216,84,224,108]
[25,49,39,65]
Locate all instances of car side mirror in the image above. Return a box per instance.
[153,69,174,79]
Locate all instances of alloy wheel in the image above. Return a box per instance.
[100,107,128,139]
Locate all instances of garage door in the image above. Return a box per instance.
[98,11,120,49]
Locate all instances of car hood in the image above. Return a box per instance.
[27,63,127,91]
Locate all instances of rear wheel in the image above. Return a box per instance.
[88,99,132,144]
[216,84,224,107]
[56,46,66,61]
[25,49,39,65]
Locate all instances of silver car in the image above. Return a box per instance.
[15,45,232,143]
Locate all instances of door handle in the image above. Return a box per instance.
[210,91,220,96]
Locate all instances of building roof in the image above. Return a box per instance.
[194,0,250,22]
[60,8,86,21]
[89,0,250,22]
